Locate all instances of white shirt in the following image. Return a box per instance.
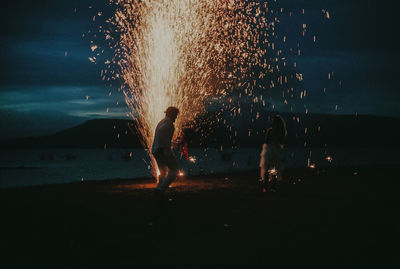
[151,116,175,154]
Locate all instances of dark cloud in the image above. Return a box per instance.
[0,0,113,87]
[0,85,125,114]
[0,84,127,139]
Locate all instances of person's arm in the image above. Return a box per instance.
[165,122,175,150]
[182,143,189,160]
[279,128,286,145]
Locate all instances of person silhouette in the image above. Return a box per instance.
[260,115,287,192]
[152,106,180,197]
[178,128,194,160]
[177,128,195,175]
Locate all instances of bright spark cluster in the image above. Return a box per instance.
[108,0,279,150]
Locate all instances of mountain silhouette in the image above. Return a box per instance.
[1,113,399,149]
[0,119,141,149]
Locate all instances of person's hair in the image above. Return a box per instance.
[272,115,287,137]
[165,106,179,119]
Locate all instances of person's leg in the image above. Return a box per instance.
[277,168,283,182]
[270,174,277,192]
[263,163,271,192]
[277,148,285,181]
[154,150,168,192]
[157,155,178,192]
[261,173,267,192]
[263,171,269,192]
[156,165,168,191]
[183,158,190,176]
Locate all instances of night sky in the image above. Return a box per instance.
[0,0,399,140]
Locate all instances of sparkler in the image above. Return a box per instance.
[268,167,277,175]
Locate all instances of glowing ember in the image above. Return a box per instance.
[188,156,196,163]
[178,170,184,177]
[90,44,98,52]
[325,156,332,162]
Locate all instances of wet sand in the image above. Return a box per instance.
[1,165,399,268]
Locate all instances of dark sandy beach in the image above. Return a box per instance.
[1,165,399,268]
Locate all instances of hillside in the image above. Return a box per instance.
[0,119,141,149]
[1,113,399,149]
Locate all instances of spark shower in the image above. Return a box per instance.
[108,0,281,148]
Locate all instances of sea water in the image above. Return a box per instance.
[0,147,398,188]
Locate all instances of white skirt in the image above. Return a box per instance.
[260,143,284,180]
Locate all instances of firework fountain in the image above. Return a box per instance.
[101,0,302,175]
[110,0,278,142]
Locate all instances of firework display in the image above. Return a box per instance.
[85,0,336,173]
[105,0,288,148]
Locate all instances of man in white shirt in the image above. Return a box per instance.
[152,106,179,195]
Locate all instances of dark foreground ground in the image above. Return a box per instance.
[1,165,399,268]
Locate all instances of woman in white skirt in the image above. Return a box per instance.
[260,115,287,192]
